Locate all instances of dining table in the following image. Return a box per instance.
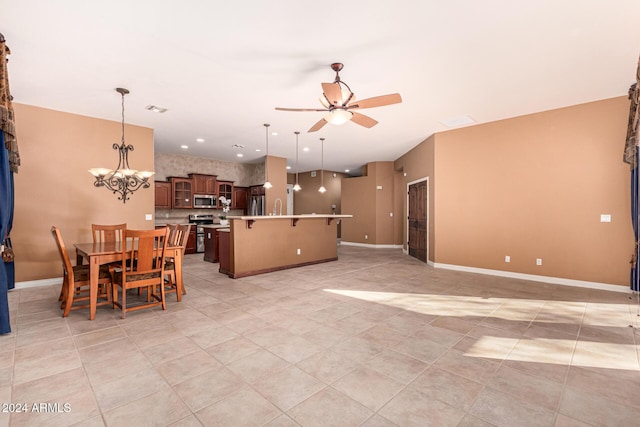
[74,241,184,320]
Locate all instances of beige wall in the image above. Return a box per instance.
[395,134,436,258]
[12,103,155,282]
[396,97,632,286]
[341,161,399,245]
[264,155,288,215]
[290,170,346,215]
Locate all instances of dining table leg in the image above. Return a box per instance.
[89,256,99,320]
[174,248,183,302]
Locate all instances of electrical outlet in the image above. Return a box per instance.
[505,255,510,263]
[296,248,301,255]
[364,234,368,240]
[145,214,153,221]
[536,258,542,266]
[390,212,393,217]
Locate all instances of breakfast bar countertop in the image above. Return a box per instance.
[227,214,353,220]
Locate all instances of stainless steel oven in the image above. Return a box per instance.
[188,214,214,253]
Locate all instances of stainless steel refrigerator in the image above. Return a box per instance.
[250,195,265,216]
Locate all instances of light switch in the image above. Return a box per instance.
[145,214,153,221]
[600,214,611,223]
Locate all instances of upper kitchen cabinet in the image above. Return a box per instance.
[233,187,248,210]
[250,185,265,196]
[189,173,217,195]
[217,181,233,207]
[171,177,193,209]
[155,181,171,209]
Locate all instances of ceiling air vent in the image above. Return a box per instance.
[145,105,168,113]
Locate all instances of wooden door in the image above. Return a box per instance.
[408,180,428,262]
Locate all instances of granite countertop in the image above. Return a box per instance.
[202,224,231,229]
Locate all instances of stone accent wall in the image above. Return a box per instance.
[154,152,264,186]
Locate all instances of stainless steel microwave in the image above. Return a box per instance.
[193,194,217,208]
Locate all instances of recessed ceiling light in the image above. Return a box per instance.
[345,169,350,173]
[145,105,168,113]
[303,147,310,152]
[271,132,278,136]
[196,138,204,143]
[237,153,244,157]
[255,148,261,152]
[181,145,188,149]
[286,166,291,170]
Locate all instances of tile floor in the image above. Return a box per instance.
[1,246,640,426]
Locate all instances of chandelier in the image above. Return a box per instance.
[88,88,154,203]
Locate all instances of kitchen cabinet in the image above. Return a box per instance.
[154,181,171,209]
[171,177,193,209]
[217,181,233,207]
[189,173,217,195]
[218,230,230,275]
[185,227,197,254]
[203,227,221,263]
[233,187,248,210]
[250,185,265,196]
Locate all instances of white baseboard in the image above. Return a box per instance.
[13,278,61,290]
[341,241,403,249]
[432,262,627,293]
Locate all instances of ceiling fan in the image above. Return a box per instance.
[275,62,402,133]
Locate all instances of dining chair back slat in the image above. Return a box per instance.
[92,223,126,243]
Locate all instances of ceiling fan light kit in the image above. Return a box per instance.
[324,109,353,125]
[276,62,402,132]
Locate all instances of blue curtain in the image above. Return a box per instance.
[0,130,11,333]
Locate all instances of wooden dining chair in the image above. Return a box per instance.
[51,226,112,317]
[163,224,191,299]
[112,228,169,318]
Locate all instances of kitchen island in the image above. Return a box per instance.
[223,214,352,278]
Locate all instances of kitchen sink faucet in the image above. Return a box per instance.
[274,198,282,216]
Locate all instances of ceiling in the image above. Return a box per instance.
[4,1,640,174]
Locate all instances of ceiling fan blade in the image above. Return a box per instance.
[350,112,378,128]
[322,82,343,106]
[308,118,328,133]
[347,93,402,109]
[276,107,328,112]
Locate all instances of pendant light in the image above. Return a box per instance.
[318,137,326,193]
[293,131,302,191]
[263,123,272,189]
